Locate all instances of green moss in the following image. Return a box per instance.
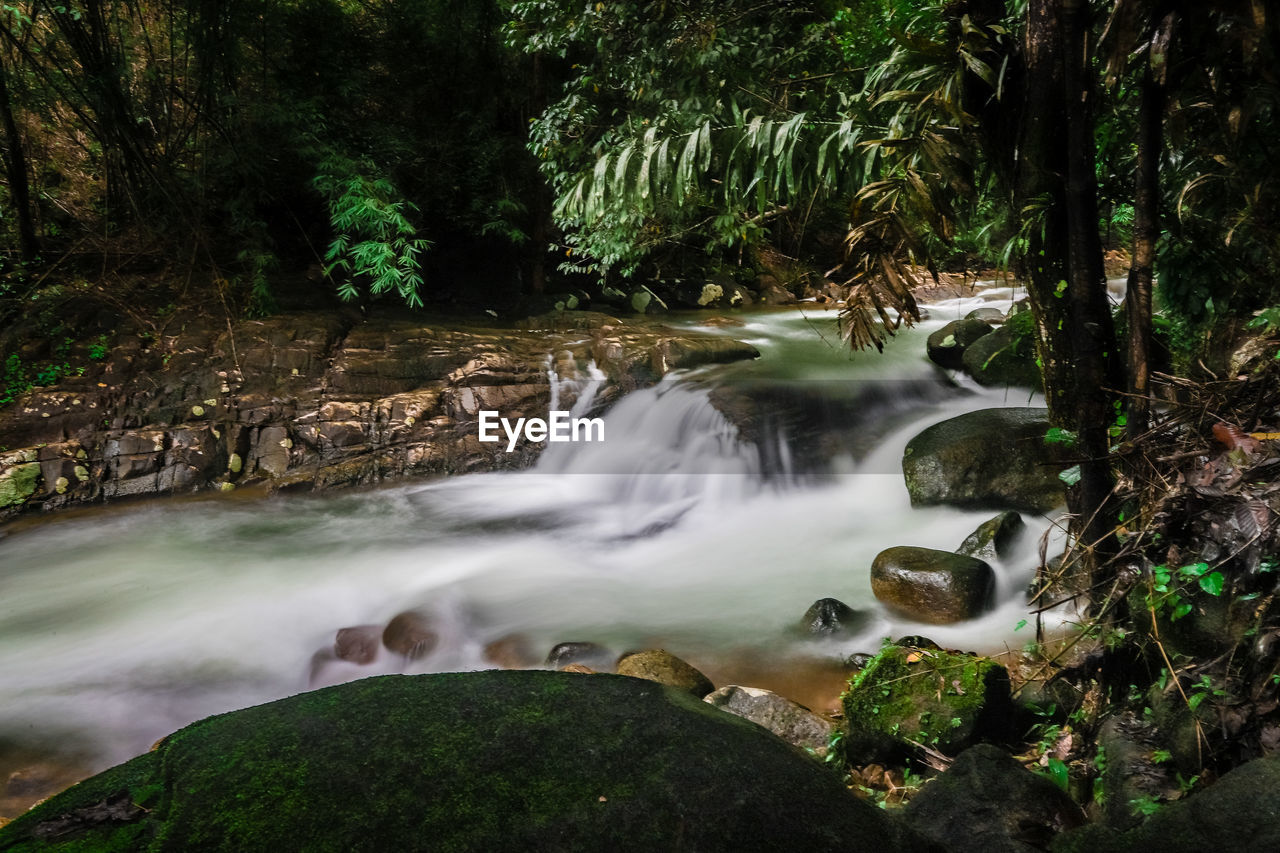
[2,672,925,853]
[842,645,1013,758]
[0,462,40,507]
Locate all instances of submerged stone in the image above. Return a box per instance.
[957,511,1026,560]
[0,671,935,852]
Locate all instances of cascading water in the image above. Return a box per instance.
[0,289,1070,775]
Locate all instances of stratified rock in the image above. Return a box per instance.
[704,685,835,757]
[334,625,382,664]
[957,511,1026,560]
[798,598,870,637]
[904,744,1085,853]
[961,322,1041,389]
[927,318,995,371]
[0,672,939,853]
[903,407,1066,513]
[1052,754,1280,853]
[871,546,996,624]
[545,641,612,671]
[381,611,438,659]
[616,649,715,697]
[842,644,1014,761]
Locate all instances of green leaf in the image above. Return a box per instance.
[1198,571,1225,596]
[1046,758,1069,791]
[1058,465,1081,486]
[1044,427,1078,447]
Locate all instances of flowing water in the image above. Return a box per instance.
[0,287,1070,775]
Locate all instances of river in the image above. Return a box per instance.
[0,287,1068,777]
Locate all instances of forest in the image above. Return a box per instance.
[1,1,1279,851]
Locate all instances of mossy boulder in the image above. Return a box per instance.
[870,546,996,624]
[902,407,1066,513]
[927,318,995,371]
[842,645,1015,761]
[1051,754,1280,853]
[961,321,1042,390]
[0,671,937,853]
[616,649,715,697]
[957,511,1026,561]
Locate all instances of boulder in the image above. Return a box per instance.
[927,318,995,371]
[961,322,1041,390]
[0,671,938,853]
[1052,754,1280,853]
[704,685,836,756]
[616,649,715,698]
[842,644,1015,760]
[957,511,1026,560]
[755,274,796,305]
[902,407,1066,513]
[798,598,871,637]
[871,546,996,624]
[904,744,1085,853]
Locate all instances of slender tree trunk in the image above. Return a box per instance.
[529,51,549,295]
[1019,0,1118,570]
[0,50,38,260]
[1125,64,1163,441]
[1061,0,1119,559]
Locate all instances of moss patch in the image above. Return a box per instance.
[0,462,40,508]
[842,645,1014,759]
[0,671,933,853]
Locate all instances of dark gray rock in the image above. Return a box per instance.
[902,407,1066,513]
[905,744,1085,853]
[546,641,612,671]
[798,597,871,637]
[958,511,1026,560]
[962,322,1042,390]
[927,318,995,371]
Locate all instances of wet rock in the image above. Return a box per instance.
[902,407,1066,513]
[927,318,995,371]
[616,649,715,697]
[704,685,835,757]
[755,274,796,305]
[545,641,613,671]
[334,625,382,664]
[560,663,596,674]
[962,322,1042,390]
[381,611,438,660]
[957,511,1026,560]
[798,598,870,637]
[1052,753,1280,853]
[871,546,996,624]
[965,307,1006,325]
[0,672,939,852]
[842,645,1014,761]
[895,635,942,651]
[904,744,1085,853]
[845,652,875,670]
[1093,714,1179,831]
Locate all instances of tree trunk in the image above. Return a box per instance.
[1018,0,1118,569]
[0,50,38,261]
[1125,64,1163,441]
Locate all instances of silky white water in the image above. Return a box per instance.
[0,292,1069,770]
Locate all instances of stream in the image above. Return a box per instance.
[0,287,1069,775]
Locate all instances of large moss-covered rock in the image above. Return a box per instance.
[870,546,996,624]
[902,407,1066,513]
[904,744,1084,853]
[927,318,995,371]
[842,645,1015,760]
[1051,754,1280,853]
[961,321,1042,390]
[0,671,935,852]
